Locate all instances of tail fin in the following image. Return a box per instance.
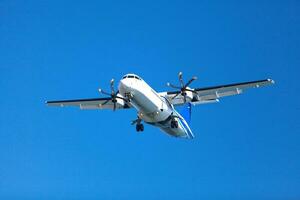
[179,103,192,125]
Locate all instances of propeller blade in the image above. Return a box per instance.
[167,82,181,89]
[99,89,111,96]
[113,101,116,111]
[178,72,184,87]
[110,79,115,94]
[101,99,110,106]
[179,72,183,78]
[171,92,181,100]
[184,76,197,88]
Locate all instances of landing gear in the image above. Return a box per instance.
[136,123,144,132]
[171,120,178,128]
[132,116,144,132]
[124,92,133,102]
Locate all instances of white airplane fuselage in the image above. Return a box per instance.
[119,74,194,139]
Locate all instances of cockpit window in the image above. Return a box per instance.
[122,75,142,80]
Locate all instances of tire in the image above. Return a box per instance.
[136,124,140,132]
[175,121,178,128]
[171,120,178,128]
[140,124,144,132]
[171,121,175,128]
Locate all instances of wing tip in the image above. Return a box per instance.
[267,78,275,84]
[45,100,61,106]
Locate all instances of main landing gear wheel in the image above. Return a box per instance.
[171,120,178,128]
[136,124,144,132]
[132,116,144,132]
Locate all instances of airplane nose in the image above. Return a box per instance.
[119,79,131,92]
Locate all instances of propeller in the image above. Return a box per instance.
[167,72,198,103]
[98,79,127,111]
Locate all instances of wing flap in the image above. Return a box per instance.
[195,79,273,100]
[198,88,242,100]
[79,104,112,110]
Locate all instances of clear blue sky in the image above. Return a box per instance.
[1,1,299,199]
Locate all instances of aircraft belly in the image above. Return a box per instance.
[132,90,159,113]
[154,119,190,138]
[130,85,172,123]
[160,127,187,138]
[144,114,188,138]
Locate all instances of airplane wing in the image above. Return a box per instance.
[161,79,275,105]
[46,97,131,110]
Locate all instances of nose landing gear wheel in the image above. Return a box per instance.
[136,124,144,132]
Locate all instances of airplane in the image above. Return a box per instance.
[46,72,275,139]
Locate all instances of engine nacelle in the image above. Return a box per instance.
[115,94,126,108]
[184,87,194,102]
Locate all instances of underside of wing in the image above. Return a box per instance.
[194,79,274,101]
[46,97,131,110]
[161,79,275,106]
